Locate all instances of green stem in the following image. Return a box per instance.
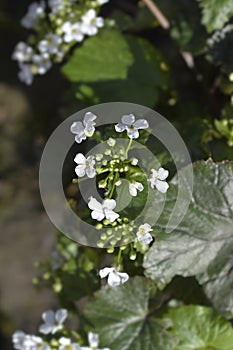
[108,172,116,199]
[117,248,122,269]
[125,138,133,158]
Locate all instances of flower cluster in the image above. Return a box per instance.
[12,1,109,85]
[70,112,170,287]
[12,309,109,350]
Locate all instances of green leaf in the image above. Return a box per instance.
[143,161,233,318]
[166,305,233,349]
[62,29,133,82]
[62,27,169,106]
[196,0,233,33]
[84,277,177,350]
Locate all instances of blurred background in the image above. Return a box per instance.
[0,0,233,348]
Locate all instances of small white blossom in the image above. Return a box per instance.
[131,157,138,166]
[88,197,119,222]
[115,114,149,139]
[74,153,96,178]
[70,112,97,143]
[18,63,34,85]
[21,1,45,29]
[39,309,68,335]
[99,267,129,287]
[59,337,80,350]
[62,21,84,43]
[80,332,110,350]
[136,223,153,245]
[38,34,62,54]
[129,181,144,197]
[148,167,169,193]
[12,42,33,62]
[48,0,64,14]
[12,331,50,350]
[32,53,52,75]
[81,9,104,36]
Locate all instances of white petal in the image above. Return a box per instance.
[72,344,81,350]
[137,232,153,245]
[127,128,139,139]
[104,209,119,222]
[151,169,158,177]
[142,223,152,233]
[103,199,116,210]
[134,119,149,129]
[118,272,129,284]
[88,197,103,211]
[86,155,95,165]
[135,182,144,191]
[155,180,169,193]
[39,324,53,335]
[55,309,68,324]
[42,310,55,325]
[75,165,86,177]
[115,123,126,132]
[83,112,97,125]
[75,133,86,143]
[74,153,86,165]
[108,271,122,286]
[99,267,114,278]
[91,209,105,221]
[70,121,84,134]
[157,167,169,180]
[122,114,135,125]
[86,167,96,178]
[129,183,137,196]
[59,337,71,345]
[88,332,99,347]
[96,17,104,28]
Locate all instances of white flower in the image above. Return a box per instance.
[21,1,45,29]
[80,332,110,350]
[48,0,64,14]
[38,34,62,54]
[39,309,68,334]
[32,53,52,75]
[148,167,169,193]
[96,0,109,4]
[88,197,119,222]
[59,337,80,350]
[129,181,144,197]
[12,331,50,350]
[70,112,97,143]
[136,223,153,245]
[74,153,96,178]
[12,42,33,62]
[81,9,104,36]
[99,267,129,287]
[115,114,149,139]
[18,63,34,85]
[62,21,84,43]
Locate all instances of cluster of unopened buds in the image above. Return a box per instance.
[71,112,170,287]
[13,309,109,350]
[12,0,110,85]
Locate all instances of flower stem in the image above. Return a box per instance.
[125,138,133,158]
[117,248,122,269]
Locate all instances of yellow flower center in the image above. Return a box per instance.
[139,228,145,235]
[86,161,90,168]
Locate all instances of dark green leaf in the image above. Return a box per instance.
[84,277,177,350]
[144,161,233,318]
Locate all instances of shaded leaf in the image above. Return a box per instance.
[144,161,233,318]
